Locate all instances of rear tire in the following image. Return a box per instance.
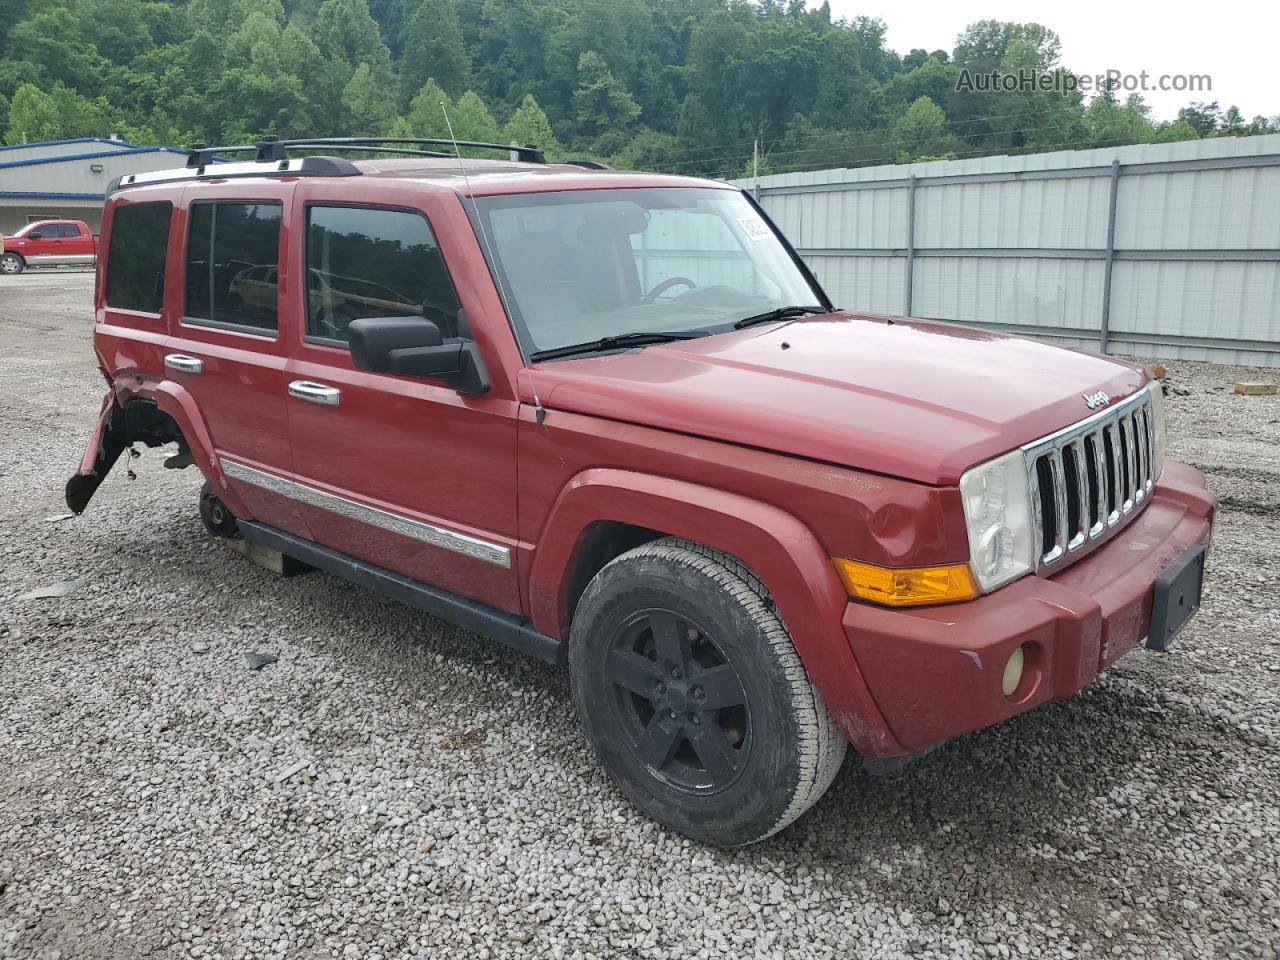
[570,538,846,846]
[0,253,25,275]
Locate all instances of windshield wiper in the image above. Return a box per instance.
[529,330,709,363]
[733,305,827,330]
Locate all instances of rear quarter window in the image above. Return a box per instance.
[105,202,173,314]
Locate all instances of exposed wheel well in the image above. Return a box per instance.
[561,520,665,635]
[65,397,190,514]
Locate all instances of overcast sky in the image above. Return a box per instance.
[821,0,1279,122]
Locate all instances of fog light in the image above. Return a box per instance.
[1002,645,1026,697]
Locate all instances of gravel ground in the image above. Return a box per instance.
[1,271,1278,960]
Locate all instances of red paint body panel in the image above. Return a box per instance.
[522,461,905,756]
[73,160,1217,761]
[844,460,1215,753]
[4,219,97,265]
[526,314,1148,486]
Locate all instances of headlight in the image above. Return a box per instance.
[960,449,1036,592]
[1147,381,1166,479]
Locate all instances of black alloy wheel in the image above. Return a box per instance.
[606,608,750,794]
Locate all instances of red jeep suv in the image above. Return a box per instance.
[67,138,1215,846]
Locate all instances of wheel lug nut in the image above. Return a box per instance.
[667,709,677,720]
[670,667,681,679]
[692,686,704,699]
[655,682,666,694]
[690,714,701,725]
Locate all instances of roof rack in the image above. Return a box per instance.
[107,135,549,194]
[188,136,545,166]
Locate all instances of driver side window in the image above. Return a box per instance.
[305,205,464,344]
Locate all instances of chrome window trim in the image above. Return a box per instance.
[221,459,511,568]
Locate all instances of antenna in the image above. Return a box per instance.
[441,102,545,424]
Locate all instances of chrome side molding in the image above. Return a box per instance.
[220,459,512,568]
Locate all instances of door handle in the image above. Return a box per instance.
[164,353,203,374]
[288,380,341,406]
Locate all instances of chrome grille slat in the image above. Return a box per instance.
[1131,417,1141,512]
[1046,449,1069,563]
[1087,431,1107,535]
[1022,390,1157,571]
[1107,421,1127,514]
[1067,438,1089,549]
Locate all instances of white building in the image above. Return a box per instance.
[0,137,189,234]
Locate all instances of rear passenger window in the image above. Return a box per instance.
[305,205,463,343]
[105,202,172,314]
[185,201,282,333]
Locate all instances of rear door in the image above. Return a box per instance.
[61,223,96,264]
[282,185,521,613]
[167,183,311,538]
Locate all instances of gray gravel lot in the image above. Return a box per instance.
[1,271,1278,960]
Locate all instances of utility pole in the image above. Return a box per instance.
[752,139,760,201]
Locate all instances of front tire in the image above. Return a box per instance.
[0,253,25,275]
[570,538,846,846]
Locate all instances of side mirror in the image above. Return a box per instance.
[347,316,489,393]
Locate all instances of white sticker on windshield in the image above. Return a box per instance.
[737,216,771,242]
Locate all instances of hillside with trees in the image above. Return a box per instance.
[1,0,1275,175]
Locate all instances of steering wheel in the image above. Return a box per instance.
[641,276,697,304]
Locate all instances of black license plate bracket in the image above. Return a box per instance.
[1146,544,1206,652]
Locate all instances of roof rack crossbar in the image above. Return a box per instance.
[186,143,257,167]
[186,137,546,167]
[265,144,456,159]
[249,136,545,164]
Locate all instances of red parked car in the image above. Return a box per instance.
[66,138,1214,846]
[0,219,98,273]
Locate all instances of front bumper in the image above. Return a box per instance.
[844,459,1215,754]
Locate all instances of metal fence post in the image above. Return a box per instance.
[1099,159,1121,353]
[904,174,917,317]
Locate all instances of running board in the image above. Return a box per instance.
[238,520,565,666]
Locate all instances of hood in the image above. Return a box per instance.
[523,312,1149,486]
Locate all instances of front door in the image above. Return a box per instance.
[283,194,520,613]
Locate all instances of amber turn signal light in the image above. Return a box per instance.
[831,557,978,607]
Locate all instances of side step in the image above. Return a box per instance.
[237,519,565,666]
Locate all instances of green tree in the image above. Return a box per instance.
[5,82,60,142]
[892,96,959,161]
[615,127,683,171]
[312,0,389,69]
[573,50,639,140]
[404,78,452,138]
[1086,93,1154,147]
[343,61,399,135]
[1153,118,1200,143]
[503,94,561,159]
[447,89,499,149]
[401,0,469,97]
[1177,101,1221,137]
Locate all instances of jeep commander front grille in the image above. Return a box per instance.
[1024,390,1156,570]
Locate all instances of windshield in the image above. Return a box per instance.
[471,188,823,357]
